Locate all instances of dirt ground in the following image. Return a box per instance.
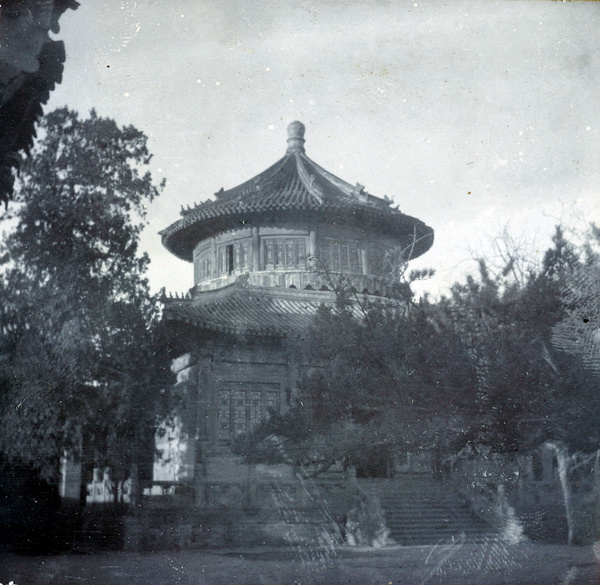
[1,541,599,585]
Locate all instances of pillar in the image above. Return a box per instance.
[309,228,317,258]
[210,238,217,278]
[59,451,82,501]
[252,227,260,271]
[361,246,369,275]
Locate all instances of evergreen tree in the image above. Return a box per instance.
[0,108,169,484]
[237,276,477,477]
[447,226,600,543]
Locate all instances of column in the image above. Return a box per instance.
[361,246,369,275]
[59,450,82,501]
[210,238,217,278]
[308,228,317,258]
[252,227,260,271]
[193,248,199,284]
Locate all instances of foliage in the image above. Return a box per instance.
[239,224,600,490]
[238,280,478,476]
[552,224,600,375]
[0,108,169,481]
[448,226,600,455]
[232,222,600,542]
[446,226,600,543]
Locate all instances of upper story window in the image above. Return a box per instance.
[218,240,249,276]
[368,244,406,277]
[197,253,212,282]
[263,238,306,270]
[319,238,361,273]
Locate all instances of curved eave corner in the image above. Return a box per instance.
[404,219,434,260]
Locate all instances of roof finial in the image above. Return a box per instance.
[286,121,306,154]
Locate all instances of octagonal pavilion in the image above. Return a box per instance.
[155,122,434,546]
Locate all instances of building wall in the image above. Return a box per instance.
[192,223,406,292]
[148,335,353,549]
[155,335,303,485]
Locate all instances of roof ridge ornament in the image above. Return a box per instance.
[286,121,306,154]
[351,182,371,203]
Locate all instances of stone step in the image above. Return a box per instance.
[388,523,486,533]
[378,501,472,510]
[380,503,470,512]
[388,517,490,527]
[393,534,498,546]
[390,531,495,543]
[361,477,496,545]
[386,517,486,527]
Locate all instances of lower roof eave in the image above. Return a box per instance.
[164,311,296,339]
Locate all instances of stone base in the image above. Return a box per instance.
[124,471,352,551]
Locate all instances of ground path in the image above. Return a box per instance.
[1,541,599,585]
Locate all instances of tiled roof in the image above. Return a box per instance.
[162,283,333,337]
[161,122,434,261]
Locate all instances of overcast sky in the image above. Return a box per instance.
[46,0,600,297]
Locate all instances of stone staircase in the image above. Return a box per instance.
[362,475,497,545]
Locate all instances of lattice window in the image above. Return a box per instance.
[368,245,388,276]
[297,240,306,265]
[340,244,350,272]
[196,252,212,282]
[265,240,274,267]
[249,391,262,428]
[217,383,280,441]
[350,246,360,273]
[332,242,341,271]
[319,238,361,274]
[218,391,231,440]
[233,390,246,436]
[234,244,241,272]
[216,240,251,275]
[218,248,227,275]
[266,391,278,411]
[229,241,248,272]
[238,242,249,271]
[320,240,331,270]
[286,241,295,267]
[263,238,307,270]
[275,240,285,268]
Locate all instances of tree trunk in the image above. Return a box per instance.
[594,449,600,541]
[547,442,575,545]
[129,460,141,513]
[123,460,144,552]
[496,483,521,543]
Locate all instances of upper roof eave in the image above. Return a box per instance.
[160,122,434,261]
[161,204,433,262]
